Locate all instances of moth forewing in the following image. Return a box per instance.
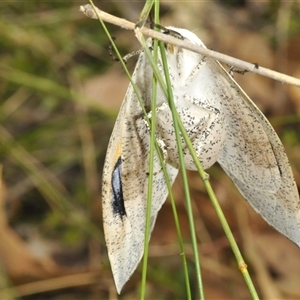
[212,60,300,246]
[167,28,300,245]
[102,50,178,293]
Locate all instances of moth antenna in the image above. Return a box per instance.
[109,37,143,63]
[108,37,123,62]
[122,49,143,62]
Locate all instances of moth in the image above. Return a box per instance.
[102,27,300,293]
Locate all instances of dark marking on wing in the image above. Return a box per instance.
[270,142,283,177]
[111,156,126,218]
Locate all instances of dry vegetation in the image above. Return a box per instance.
[0,1,300,299]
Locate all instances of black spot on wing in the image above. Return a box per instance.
[111,156,126,218]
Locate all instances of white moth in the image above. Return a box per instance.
[102,27,300,293]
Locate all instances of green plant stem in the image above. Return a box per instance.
[175,115,260,300]
[136,30,259,299]
[140,2,158,298]
[137,0,154,26]
[158,41,205,300]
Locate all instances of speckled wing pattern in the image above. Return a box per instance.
[102,26,300,294]
[102,52,178,293]
[214,61,300,244]
[166,27,300,247]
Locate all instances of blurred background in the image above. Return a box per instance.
[0,1,300,299]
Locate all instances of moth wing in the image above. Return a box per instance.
[168,27,300,245]
[211,61,300,245]
[102,54,178,293]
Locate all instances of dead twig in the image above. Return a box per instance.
[79,3,300,88]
